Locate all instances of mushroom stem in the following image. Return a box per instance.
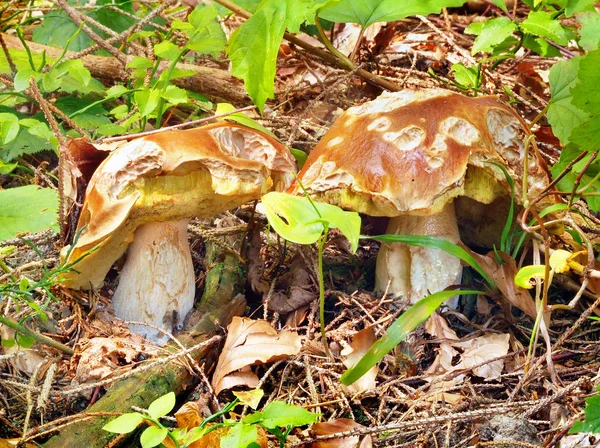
[375,203,463,305]
[112,219,195,344]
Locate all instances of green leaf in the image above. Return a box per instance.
[102,412,144,434]
[15,333,36,348]
[451,63,479,88]
[134,89,161,117]
[228,0,331,112]
[54,97,111,130]
[489,0,507,12]
[42,72,62,92]
[565,0,595,17]
[243,401,318,428]
[466,17,517,55]
[318,0,467,27]
[370,234,496,288]
[185,5,226,56]
[547,58,589,145]
[13,69,40,92]
[127,56,154,70]
[221,423,259,448]
[1,337,16,348]
[33,0,136,51]
[0,160,19,175]
[514,265,546,289]
[215,103,276,138]
[290,148,307,168]
[0,113,20,145]
[147,392,176,419]
[578,12,600,51]
[154,41,181,61]
[341,289,483,385]
[162,85,188,105]
[570,49,600,151]
[261,192,361,252]
[54,60,91,88]
[140,426,168,448]
[128,30,156,41]
[521,11,570,46]
[0,186,59,240]
[522,35,561,57]
[19,119,56,145]
[96,123,126,137]
[569,386,600,433]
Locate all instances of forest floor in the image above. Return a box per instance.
[1,1,600,447]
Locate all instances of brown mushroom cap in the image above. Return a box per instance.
[61,123,296,289]
[293,89,549,216]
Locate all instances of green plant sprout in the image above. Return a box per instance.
[569,385,600,435]
[0,227,97,355]
[102,389,318,448]
[261,191,361,357]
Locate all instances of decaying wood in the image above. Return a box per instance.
[1,33,251,106]
[42,239,247,448]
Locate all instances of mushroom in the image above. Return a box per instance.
[60,123,296,343]
[291,89,549,304]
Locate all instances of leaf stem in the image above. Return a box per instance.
[314,16,354,70]
[0,315,74,355]
[212,0,401,92]
[317,227,332,359]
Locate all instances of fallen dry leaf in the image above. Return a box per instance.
[186,425,268,448]
[425,315,511,380]
[0,439,37,448]
[453,333,510,380]
[71,336,157,385]
[466,249,538,318]
[211,317,302,395]
[311,418,372,448]
[175,401,203,431]
[341,327,378,394]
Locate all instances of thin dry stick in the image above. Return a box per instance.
[53,0,127,63]
[520,376,589,419]
[54,335,220,396]
[0,33,17,74]
[291,404,531,446]
[100,105,257,142]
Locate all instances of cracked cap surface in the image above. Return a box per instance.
[61,123,296,289]
[293,89,549,216]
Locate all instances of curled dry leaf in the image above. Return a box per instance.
[71,336,158,386]
[453,333,510,380]
[0,439,37,448]
[211,317,302,395]
[268,253,318,315]
[425,315,511,380]
[174,401,203,431]
[466,249,537,318]
[310,418,372,448]
[341,327,378,394]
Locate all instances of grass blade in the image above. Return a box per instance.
[341,289,484,385]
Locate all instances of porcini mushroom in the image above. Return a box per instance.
[291,89,549,303]
[60,123,296,343]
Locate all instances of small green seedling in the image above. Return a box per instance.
[569,385,600,435]
[261,191,361,355]
[102,389,319,448]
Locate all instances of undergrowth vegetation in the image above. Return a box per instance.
[1,0,600,446]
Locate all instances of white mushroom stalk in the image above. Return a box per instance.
[291,88,550,306]
[60,123,297,344]
[112,219,194,343]
[374,203,462,304]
